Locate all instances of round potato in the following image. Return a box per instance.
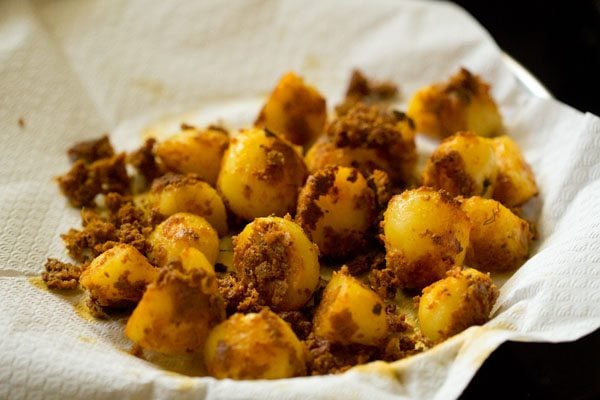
[217,128,307,221]
[382,187,471,289]
[296,166,377,258]
[418,268,499,342]
[145,173,228,236]
[461,196,532,271]
[204,309,306,379]
[423,132,498,198]
[233,216,320,311]
[155,126,229,186]
[147,212,219,267]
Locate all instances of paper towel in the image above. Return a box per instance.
[1,0,599,399]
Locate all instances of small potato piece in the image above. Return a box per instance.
[155,126,229,186]
[491,136,539,207]
[306,104,417,187]
[418,268,499,342]
[313,267,388,346]
[408,68,503,138]
[461,196,532,271]
[255,72,326,148]
[233,216,320,311]
[383,188,471,289]
[204,309,306,379]
[217,128,307,221]
[148,212,219,267]
[423,132,498,198]
[296,166,377,258]
[80,244,158,307]
[125,249,225,354]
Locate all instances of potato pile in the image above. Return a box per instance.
[45,68,538,380]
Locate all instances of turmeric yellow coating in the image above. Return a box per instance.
[296,166,377,258]
[217,128,307,221]
[461,196,532,271]
[418,268,499,342]
[147,212,219,267]
[382,187,471,289]
[204,309,306,379]
[408,68,503,138]
[423,132,499,198]
[255,71,327,148]
[80,244,158,307]
[125,248,225,355]
[155,126,229,186]
[313,267,388,346]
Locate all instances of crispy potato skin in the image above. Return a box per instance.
[491,136,539,207]
[255,72,326,148]
[382,188,471,289]
[80,244,158,307]
[408,68,503,138]
[313,267,388,346]
[204,309,306,379]
[423,132,498,198]
[125,248,225,355]
[155,127,229,186]
[418,268,499,342]
[148,212,219,267]
[233,216,320,311]
[296,166,377,258]
[461,196,532,271]
[217,128,307,221]
[145,173,228,235]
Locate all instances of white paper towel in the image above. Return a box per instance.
[1,1,599,399]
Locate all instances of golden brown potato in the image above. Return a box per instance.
[491,136,539,207]
[233,216,320,311]
[460,196,532,271]
[418,268,499,342]
[408,68,503,138]
[145,173,228,236]
[382,187,471,289]
[147,212,219,267]
[217,128,307,221]
[422,132,498,198]
[155,125,229,186]
[305,104,417,187]
[296,166,377,258]
[313,267,388,346]
[255,71,326,148]
[80,244,158,307]
[204,308,306,379]
[125,248,225,354]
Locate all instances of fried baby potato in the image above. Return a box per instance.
[418,268,499,342]
[408,68,503,138]
[461,196,532,271]
[217,128,307,221]
[491,136,539,207]
[382,188,471,289]
[255,71,327,148]
[296,166,377,259]
[204,309,306,379]
[125,248,225,354]
[313,267,388,346]
[155,125,229,186]
[80,244,158,307]
[422,132,498,198]
[146,173,228,236]
[233,216,320,311]
[148,212,219,267]
[305,104,417,188]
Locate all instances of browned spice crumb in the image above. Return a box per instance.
[42,258,85,289]
[345,249,385,276]
[85,297,110,319]
[67,135,115,164]
[369,266,399,299]
[335,70,399,116]
[129,344,144,358]
[295,166,336,231]
[128,138,163,184]
[217,273,263,315]
[277,310,313,340]
[18,117,25,128]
